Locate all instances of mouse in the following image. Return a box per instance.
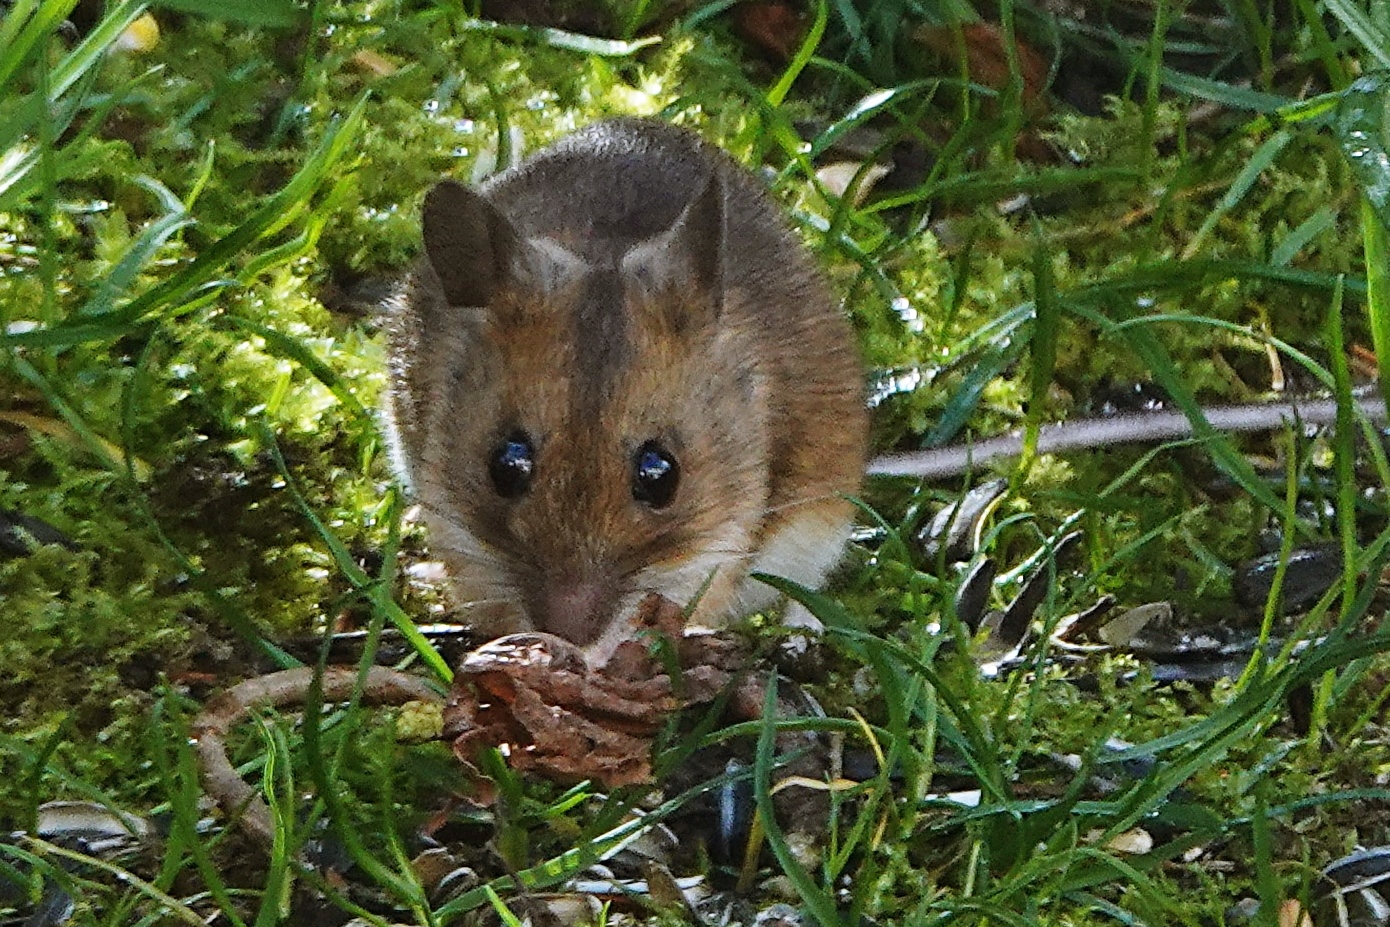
[383,117,868,664]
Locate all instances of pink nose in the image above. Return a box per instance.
[538,581,609,645]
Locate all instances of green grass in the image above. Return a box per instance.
[5,0,1390,923]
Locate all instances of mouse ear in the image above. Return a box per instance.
[621,172,726,325]
[421,180,522,307]
[423,180,583,312]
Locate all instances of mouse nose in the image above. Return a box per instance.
[538,580,611,646]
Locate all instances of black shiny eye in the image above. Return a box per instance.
[632,441,679,509]
[489,432,534,499]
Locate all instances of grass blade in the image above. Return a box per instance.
[49,0,148,99]
[767,0,827,107]
[1325,0,1390,68]
[4,93,369,348]
[753,675,845,927]
[1336,72,1390,233]
[0,0,80,90]
[152,0,299,28]
[1024,224,1059,467]
[258,422,452,684]
[1181,129,1293,259]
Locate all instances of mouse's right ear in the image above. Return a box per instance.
[421,180,520,307]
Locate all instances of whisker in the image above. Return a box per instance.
[759,492,854,517]
[413,501,479,535]
[453,596,520,609]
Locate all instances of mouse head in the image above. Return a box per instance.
[405,175,772,661]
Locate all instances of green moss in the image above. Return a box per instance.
[3,0,1389,919]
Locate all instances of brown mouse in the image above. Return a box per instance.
[384,118,867,663]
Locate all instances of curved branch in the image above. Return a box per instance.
[191,666,441,846]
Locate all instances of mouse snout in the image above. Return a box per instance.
[535,579,613,646]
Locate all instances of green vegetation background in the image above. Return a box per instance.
[6,0,1390,923]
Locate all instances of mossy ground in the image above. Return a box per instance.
[4,1,1390,923]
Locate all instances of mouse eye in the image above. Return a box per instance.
[632,441,679,509]
[489,432,534,499]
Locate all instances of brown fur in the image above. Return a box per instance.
[383,118,866,661]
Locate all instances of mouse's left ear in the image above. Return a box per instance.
[423,180,583,317]
[421,180,521,308]
[621,172,726,329]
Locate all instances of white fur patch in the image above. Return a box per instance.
[740,504,853,615]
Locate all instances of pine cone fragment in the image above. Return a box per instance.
[442,594,748,788]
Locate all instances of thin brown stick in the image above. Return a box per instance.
[191,666,441,846]
[867,396,1390,479]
